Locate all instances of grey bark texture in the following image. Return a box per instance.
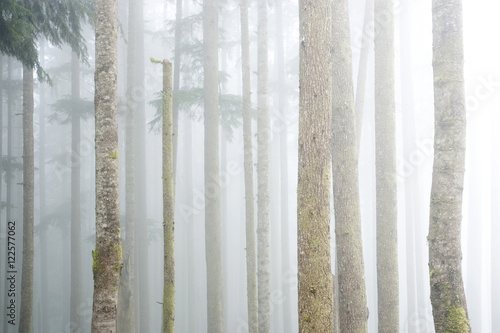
[161,59,175,333]
[70,51,83,333]
[297,0,334,332]
[331,0,369,331]
[374,0,399,331]
[240,0,258,332]
[91,0,122,331]
[118,0,136,330]
[257,1,271,332]
[20,65,34,333]
[427,0,470,332]
[203,0,224,332]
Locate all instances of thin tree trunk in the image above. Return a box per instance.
[91,0,122,331]
[70,51,83,332]
[427,0,470,332]
[355,0,373,148]
[257,1,270,332]
[297,0,334,331]
[203,1,223,331]
[332,0,369,331]
[161,58,175,333]
[374,0,399,331]
[19,65,34,333]
[118,0,137,330]
[275,1,292,330]
[134,0,149,330]
[240,3,257,330]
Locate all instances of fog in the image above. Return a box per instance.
[0,0,498,332]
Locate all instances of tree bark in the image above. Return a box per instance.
[92,0,122,331]
[19,65,34,333]
[240,1,258,332]
[257,1,271,332]
[203,1,223,332]
[428,0,470,332]
[374,0,399,331]
[331,0,369,331]
[70,51,83,333]
[161,59,175,333]
[297,1,334,332]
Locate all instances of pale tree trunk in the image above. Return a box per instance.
[374,0,399,331]
[240,1,257,331]
[355,0,373,147]
[19,65,34,333]
[92,0,122,331]
[492,105,500,333]
[257,1,270,332]
[118,0,137,330]
[332,0,369,331]
[203,1,223,331]
[70,51,83,332]
[160,58,175,333]
[297,0,334,331]
[427,0,470,332]
[134,0,149,329]
[275,1,292,330]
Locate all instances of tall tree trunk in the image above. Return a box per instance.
[257,1,270,332]
[203,1,223,332]
[19,65,34,333]
[374,0,399,331]
[355,0,373,147]
[240,2,257,331]
[275,1,292,330]
[331,0,369,331]
[427,0,470,332]
[0,55,3,331]
[160,58,175,333]
[91,0,122,331]
[492,103,500,333]
[70,51,83,332]
[134,0,149,330]
[118,0,137,330]
[297,0,334,331]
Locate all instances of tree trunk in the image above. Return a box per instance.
[297,1,334,331]
[427,0,470,332]
[161,59,175,333]
[134,0,149,330]
[118,0,137,330]
[70,51,83,332]
[374,0,399,331]
[203,1,223,332]
[91,0,122,331]
[239,2,258,332]
[257,1,270,332]
[331,0,369,331]
[19,65,34,333]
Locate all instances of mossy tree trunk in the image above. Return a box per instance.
[118,0,137,330]
[374,0,399,331]
[240,0,258,332]
[331,0,369,331]
[427,0,470,332]
[203,0,224,331]
[257,1,270,331]
[161,58,175,333]
[297,0,334,331]
[19,65,34,333]
[91,0,122,331]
